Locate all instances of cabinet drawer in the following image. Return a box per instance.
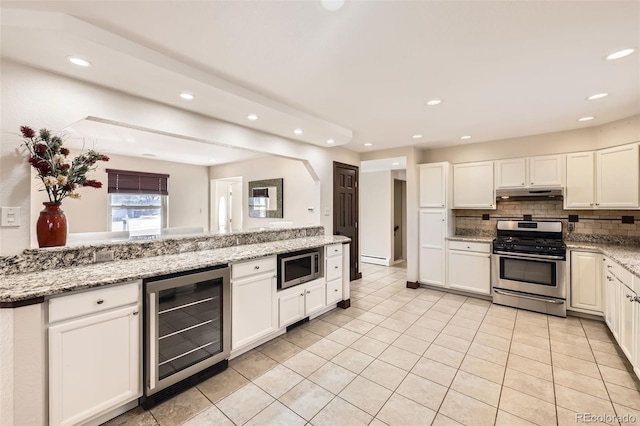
[326,278,343,305]
[326,244,342,258]
[326,256,343,282]
[232,256,276,280]
[448,241,491,254]
[49,281,140,323]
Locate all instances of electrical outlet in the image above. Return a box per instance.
[1,207,21,227]
[567,222,575,232]
[94,250,114,263]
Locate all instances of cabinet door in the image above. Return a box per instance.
[619,283,637,361]
[232,274,276,350]
[279,291,305,328]
[447,250,491,294]
[453,162,495,209]
[597,144,640,208]
[326,278,343,305]
[305,282,326,316]
[495,158,526,189]
[565,152,595,209]
[49,305,141,426]
[419,163,448,208]
[419,210,445,286]
[570,251,602,313]
[530,155,563,187]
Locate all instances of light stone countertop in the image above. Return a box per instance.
[447,235,495,243]
[566,242,640,278]
[0,236,350,304]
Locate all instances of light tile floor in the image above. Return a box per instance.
[105,262,640,426]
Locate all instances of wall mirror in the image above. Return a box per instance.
[248,178,283,218]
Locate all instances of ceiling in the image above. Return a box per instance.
[1,1,639,157]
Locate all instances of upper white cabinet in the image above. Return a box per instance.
[495,158,526,188]
[495,155,563,189]
[596,144,639,208]
[453,161,495,209]
[565,144,639,209]
[419,162,449,208]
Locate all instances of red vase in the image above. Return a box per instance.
[36,202,67,248]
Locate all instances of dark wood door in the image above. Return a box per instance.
[333,162,361,281]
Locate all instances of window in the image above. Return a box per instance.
[106,169,169,238]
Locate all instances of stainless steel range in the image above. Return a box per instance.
[491,220,567,317]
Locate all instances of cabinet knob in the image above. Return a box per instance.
[96,299,104,305]
[334,289,338,292]
[307,290,311,294]
[466,246,470,249]
[133,311,139,316]
[626,294,633,300]
[590,203,594,206]
[607,265,613,269]
[334,266,339,269]
[300,293,304,297]
[596,203,600,206]
[521,183,525,186]
[254,265,260,270]
[441,204,444,207]
[531,182,534,185]
[607,276,613,281]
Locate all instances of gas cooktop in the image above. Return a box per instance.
[492,220,566,257]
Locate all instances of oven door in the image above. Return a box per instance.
[491,252,566,299]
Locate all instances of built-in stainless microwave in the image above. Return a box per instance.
[277,247,324,290]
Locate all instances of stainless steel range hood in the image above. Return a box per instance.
[496,187,563,201]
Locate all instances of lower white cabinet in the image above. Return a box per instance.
[326,278,343,305]
[447,242,491,294]
[231,259,277,350]
[419,210,447,287]
[570,251,603,313]
[48,282,141,426]
[278,280,326,328]
[603,266,619,338]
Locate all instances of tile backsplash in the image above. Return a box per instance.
[455,199,640,244]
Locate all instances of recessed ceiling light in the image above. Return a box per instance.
[320,0,345,11]
[392,162,400,166]
[294,128,303,135]
[327,139,335,144]
[578,116,595,122]
[460,135,472,140]
[426,99,442,106]
[247,114,259,121]
[412,134,423,139]
[67,56,92,67]
[605,48,635,60]
[364,143,373,147]
[587,93,608,100]
[180,91,194,100]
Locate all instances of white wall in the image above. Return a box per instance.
[0,60,359,255]
[422,115,640,164]
[209,156,319,229]
[29,153,209,244]
[360,171,392,262]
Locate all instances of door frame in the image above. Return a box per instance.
[333,161,361,281]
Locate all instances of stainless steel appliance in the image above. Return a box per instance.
[143,265,230,407]
[491,220,567,317]
[277,247,324,290]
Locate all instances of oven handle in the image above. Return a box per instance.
[494,288,565,304]
[493,250,565,261]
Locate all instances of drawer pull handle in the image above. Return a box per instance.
[466,246,470,249]
[254,266,260,270]
[607,265,613,269]
[300,293,304,297]
[334,266,339,269]
[334,289,339,292]
[96,299,104,305]
[133,311,139,316]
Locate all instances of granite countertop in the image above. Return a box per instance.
[0,235,350,304]
[566,241,640,277]
[447,235,495,243]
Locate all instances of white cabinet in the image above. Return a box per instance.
[565,144,639,209]
[495,158,526,189]
[570,251,602,313]
[529,155,563,187]
[619,281,637,363]
[48,282,141,426]
[565,151,595,209]
[231,257,277,351]
[419,162,449,208]
[447,241,491,295]
[419,210,447,287]
[278,279,326,328]
[596,144,639,208]
[325,244,344,306]
[453,161,495,209]
[603,260,619,339]
[495,155,563,189]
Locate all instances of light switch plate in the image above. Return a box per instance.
[1,207,20,227]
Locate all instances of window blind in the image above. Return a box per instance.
[106,169,169,195]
